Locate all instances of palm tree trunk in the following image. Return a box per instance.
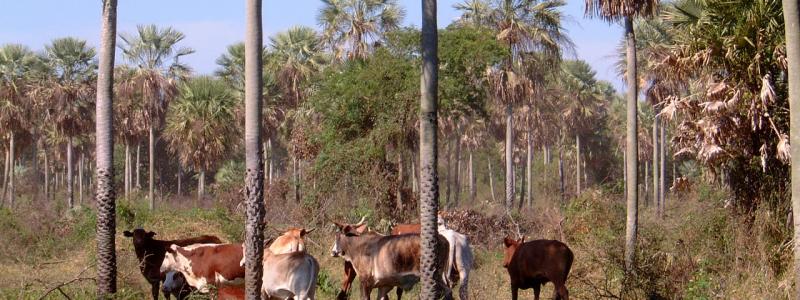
[653,116,659,209]
[396,152,404,211]
[488,157,497,203]
[786,0,800,278]
[420,0,444,297]
[244,0,267,297]
[505,102,514,211]
[135,142,140,189]
[454,132,462,207]
[558,140,565,204]
[79,152,84,206]
[543,145,549,165]
[124,142,130,197]
[267,138,273,184]
[623,16,639,275]
[526,131,532,207]
[659,122,666,218]
[177,165,182,196]
[445,137,451,206]
[95,0,118,295]
[67,137,74,209]
[262,141,268,186]
[644,160,649,206]
[7,133,14,206]
[293,157,300,203]
[412,155,418,195]
[517,165,524,211]
[469,151,475,203]
[44,149,49,201]
[576,134,581,195]
[149,125,155,209]
[1,147,8,205]
[197,169,205,200]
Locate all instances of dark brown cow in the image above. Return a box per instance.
[163,243,245,293]
[123,228,222,300]
[331,223,452,300]
[503,237,573,300]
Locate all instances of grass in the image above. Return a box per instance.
[0,180,794,299]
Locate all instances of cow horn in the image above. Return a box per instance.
[355,216,367,226]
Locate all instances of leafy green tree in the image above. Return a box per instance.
[163,76,238,199]
[118,24,194,209]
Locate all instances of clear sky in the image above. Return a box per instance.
[0,0,624,91]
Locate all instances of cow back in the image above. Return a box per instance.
[508,240,573,286]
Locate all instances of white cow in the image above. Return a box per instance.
[261,249,319,300]
[438,217,474,300]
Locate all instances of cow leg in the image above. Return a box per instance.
[375,287,392,300]
[151,282,161,300]
[395,287,402,300]
[554,282,569,300]
[360,281,372,300]
[458,273,469,300]
[338,261,356,300]
[510,286,519,300]
[533,283,541,300]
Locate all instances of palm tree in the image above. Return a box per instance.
[118,24,193,209]
[0,44,39,206]
[95,0,118,296]
[782,0,800,294]
[560,60,603,196]
[317,0,405,61]
[585,0,658,276]
[419,0,442,298]
[453,0,493,27]
[243,0,266,298]
[163,76,238,200]
[41,37,97,209]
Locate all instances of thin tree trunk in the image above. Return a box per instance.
[396,152,404,211]
[558,140,565,204]
[244,0,267,297]
[576,134,581,195]
[79,152,84,206]
[445,137,451,206]
[8,134,15,206]
[653,116,659,209]
[623,16,639,274]
[786,0,800,288]
[124,142,130,197]
[293,157,300,203]
[659,122,666,218]
[1,148,8,205]
[67,137,74,209]
[505,102,514,211]
[488,157,497,203]
[44,149,49,201]
[644,161,649,206]
[263,141,268,186]
[419,0,443,297]
[95,0,118,295]
[517,165,524,211]
[135,142,140,189]
[268,138,273,184]
[454,131,461,207]
[149,125,155,210]
[469,151,475,203]
[197,170,205,201]
[412,155,418,195]
[543,145,549,165]
[526,131,532,207]
[177,165,182,197]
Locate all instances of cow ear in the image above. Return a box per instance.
[166,244,177,254]
[332,222,344,232]
[354,224,368,234]
[123,230,133,237]
[503,237,514,247]
[147,231,156,238]
[301,228,315,236]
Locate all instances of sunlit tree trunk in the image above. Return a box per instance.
[558,139,564,204]
[267,138,273,184]
[2,148,8,205]
[623,16,639,274]
[505,102,514,211]
[7,134,15,205]
[526,130,532,207]
[293,157,300,203]
[454,131,462,207]
[659,122,666,218]
[44,149,49,201]
[644,160,649,206]
[412,155,418,195]
[444,137,451,206]
[653,116,659,209]
[469,151,475,203]
[244,0,267,297]
[67,137,74,209]
[783,0,800,284]
[124,142,130,197]
[148,125,155,209]
[197,169,205,200]
[487,157,497,203]
[396,151,404,211]
[576,134,581,195]
[95,0,118,295]
[177,165,182,196]
[135,142,140,189]
[79,152,84,206]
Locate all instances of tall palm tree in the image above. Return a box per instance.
[95,0,118,296]
[560,60,603,196]
[243,0,266,298]
[781,0,800,294]
[41,37,97,209]
[119,24,193,209]
[163,76,238,200]
[453,0,493,27]
[317,0,405,61]
[0,44,39,206]
[585,0,658,276]
[419,0,442,298]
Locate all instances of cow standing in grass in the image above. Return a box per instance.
[502,237,573,300]
[123,228,222,300]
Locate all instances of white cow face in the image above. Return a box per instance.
[330,232,344,257]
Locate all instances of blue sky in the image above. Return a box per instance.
[0,0,624,91]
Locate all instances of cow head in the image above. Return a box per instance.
[162,271,192,298]
[123,228,156,245]
[502,236,524,268]
[270,228,313,254]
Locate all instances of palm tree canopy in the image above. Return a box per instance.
[268,26,328,106]
[119,24,194,76]
[164,76,239,171]
[0,44,41,133]
[454,0,493,27]
[585,0,659,21]
[317,0,405,61]
[488,0,574,62]
[43,37,96,82]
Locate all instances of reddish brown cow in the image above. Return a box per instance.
[503,237,573,300]
[332,219,370,300]
[123,228,222,300]
[218,285,245,300]
[390,223,421,235]
[162,243,245,293]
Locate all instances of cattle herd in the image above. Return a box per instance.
[123,216,574,300]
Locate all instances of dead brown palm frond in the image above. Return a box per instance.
[759,74,775,107]
[776,134,790,164]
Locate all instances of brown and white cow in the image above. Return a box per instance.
[123,228,222,300]
[162,243,245,293]
[503,237,573,300]
[330,222,452,300]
